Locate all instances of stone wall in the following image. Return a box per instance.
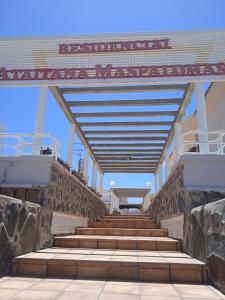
[0,160,108,275]
[148,161,225,293]
[0,195,52,275]
[189,199,225,293]
[0,161,107,223]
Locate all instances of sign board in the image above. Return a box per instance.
[0,30,225,86]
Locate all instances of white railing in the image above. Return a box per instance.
[0,133,60,157]
[179,130,225,155]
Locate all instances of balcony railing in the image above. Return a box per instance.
[0,133,60,157]
[179,130,225,155]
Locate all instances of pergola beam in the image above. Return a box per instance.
[79,121,173,127]
[67,98,182,107]
[74,111,177,118]
[60,84,187,94]
[104,170,155,173]
[93,149,162,153]
[88,136,167,141]
[90,143,165,148]
[84,129,170,135]
[49,86,102,173]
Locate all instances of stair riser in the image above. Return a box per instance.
[12,259,206,284]
[92,223,160,229]
[54,239,180,251]
[76,229,168,237]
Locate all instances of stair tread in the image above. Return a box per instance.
[14,249,205,266]
[55,235,177,241]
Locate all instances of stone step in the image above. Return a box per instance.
[12,248,207,283]
[91,220,160,229]
[54,235,180,251]
[105,214,151,218]
[101,217,154,222]
[76,227,168,237]
[103,215,153,220]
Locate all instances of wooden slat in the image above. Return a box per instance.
[79,121,173,127]
[93,149,162,153]
[84,129,170,135]
[66,98,182,107]
[90,143,165,148]
[88,136,167,141]
[74,111,177,118]
[60,84,187,94]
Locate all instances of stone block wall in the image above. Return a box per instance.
[148,161,225,293]
[190,199,225,293]
[0,195,52,275]
[0,159,108,275]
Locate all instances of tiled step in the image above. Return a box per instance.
[12,248,207,283]
[91,219,159,228]
[76,227,168,237]
[54,235,180,251]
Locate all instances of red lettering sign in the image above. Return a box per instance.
[58,39,171,54]
[0,62,225,81]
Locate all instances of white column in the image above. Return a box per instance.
[83,148,89,182]
[67,123,75,168]
[100,173,104,194]
[165,149,171,179]
[195,82,208,153]
[154,173,158,194]
[175,122,182,162]
[33,87,48,154]
[159,163,163,188]
[92,162,97,189]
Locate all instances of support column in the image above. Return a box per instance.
[154,173,158,194]
[159,163,163,188]
[195,82,208,153]
[100,173,104,194]
[33,87,48,154]
[92,162,97,190]
[83,148,89,183]
[67,123,75,168]
[165,149,171,179]
[175,122,182,162]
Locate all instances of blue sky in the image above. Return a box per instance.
[1,0,225,199]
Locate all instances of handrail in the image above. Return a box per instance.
[0,133,60,157]
[180,130,225,155]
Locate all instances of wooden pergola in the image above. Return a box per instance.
[51,83,194,174]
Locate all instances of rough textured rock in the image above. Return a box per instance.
[0,160,107,275]
[148,163,225,294]
[0,161,107,223]
[190,199,225,293]
[0,195,53,275]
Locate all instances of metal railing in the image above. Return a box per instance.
[0,133,60,157]
[179,130,225,155]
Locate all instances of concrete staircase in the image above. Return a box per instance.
[12,214,207,283]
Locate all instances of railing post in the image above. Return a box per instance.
[67,123,75,168]
[195,82,208,154]
[33,87,48,155]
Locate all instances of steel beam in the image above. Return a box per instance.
[67,98,182,107]
[60,84,187,94]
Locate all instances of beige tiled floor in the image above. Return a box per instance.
[0,277,224,300]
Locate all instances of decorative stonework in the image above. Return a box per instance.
[189,199,225,293]
[0,195,52,275]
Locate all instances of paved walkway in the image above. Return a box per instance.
[0,276,224,300]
